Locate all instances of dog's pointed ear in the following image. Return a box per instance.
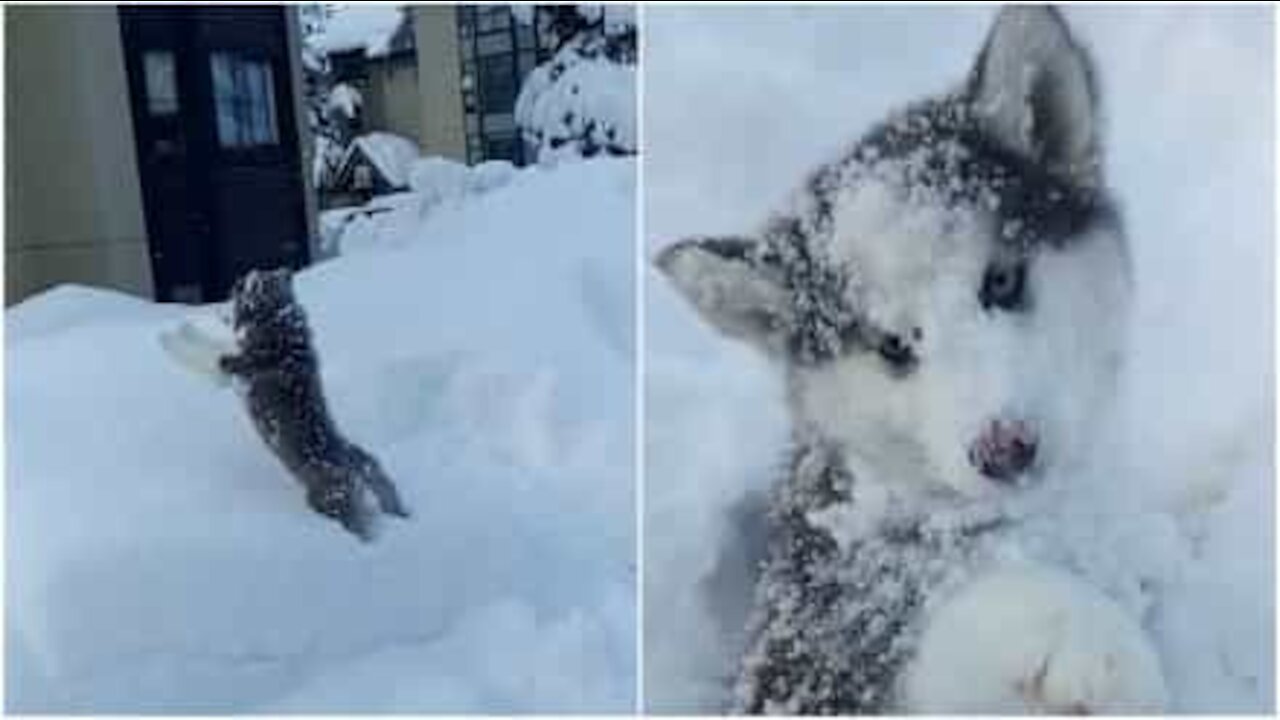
[967,6,1101,187]
[655,236,791,354]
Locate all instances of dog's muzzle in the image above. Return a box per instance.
[968,418,1038,483]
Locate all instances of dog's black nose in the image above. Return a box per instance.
[968,419,1038,482]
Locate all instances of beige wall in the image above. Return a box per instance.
[366,56,423,149]
[412,6,467,162]
[5,6,153,305]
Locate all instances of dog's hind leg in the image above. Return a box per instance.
[350,445,411,518]
[306,481,377,541]
[367,469,411,518]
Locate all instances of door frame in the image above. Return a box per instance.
[118,5,309,303]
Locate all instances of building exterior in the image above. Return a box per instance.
[411,5,468,162]
[323,7,422,150]
[327,5,545,168]
[6,7,153,304]
[329,132,421,207]
[6,5,316,305]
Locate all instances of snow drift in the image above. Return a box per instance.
[6,159,636,712]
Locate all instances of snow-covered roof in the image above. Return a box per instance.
[312,5,407,58]
[339,132,421,189]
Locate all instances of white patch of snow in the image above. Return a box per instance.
[407,157,516,206]
[6,285,170,346]
[406,156,472,203]
[327,192,422,256]
[469,160,518,194]
[312,5,405,58]
[516,42,636,164]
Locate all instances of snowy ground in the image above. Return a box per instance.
[6,159,636,712]
[643,6,1273,713]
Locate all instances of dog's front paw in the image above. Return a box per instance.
[902,567,1166,714]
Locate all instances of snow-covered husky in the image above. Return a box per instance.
[657,7,1166,714]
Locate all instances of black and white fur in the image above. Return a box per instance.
[658,7,1164,713]
[219,268,410,541]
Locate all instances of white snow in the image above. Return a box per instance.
[6,159,636,712]
[320,191,420,257]
[407,156,472,201]
[312,5,405,58]
[518,57,636,165]
[326,159,519,258]
[515,20,637,164]
[644,6,1273,713]
[469,160,519,195]
[407,157,514,206]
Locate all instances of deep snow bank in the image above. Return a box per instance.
[6,159,636,712]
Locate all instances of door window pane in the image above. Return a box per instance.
[143,50,179,116]
[210,52,280,148]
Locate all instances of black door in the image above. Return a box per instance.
[120,5,309,303]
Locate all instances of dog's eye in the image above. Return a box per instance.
[878,333,917,371]
[979,262,1027,311]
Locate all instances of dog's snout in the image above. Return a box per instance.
[968,419,1038,483]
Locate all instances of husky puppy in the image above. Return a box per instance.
[658,7,1165,713]
[219,269,410,541]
